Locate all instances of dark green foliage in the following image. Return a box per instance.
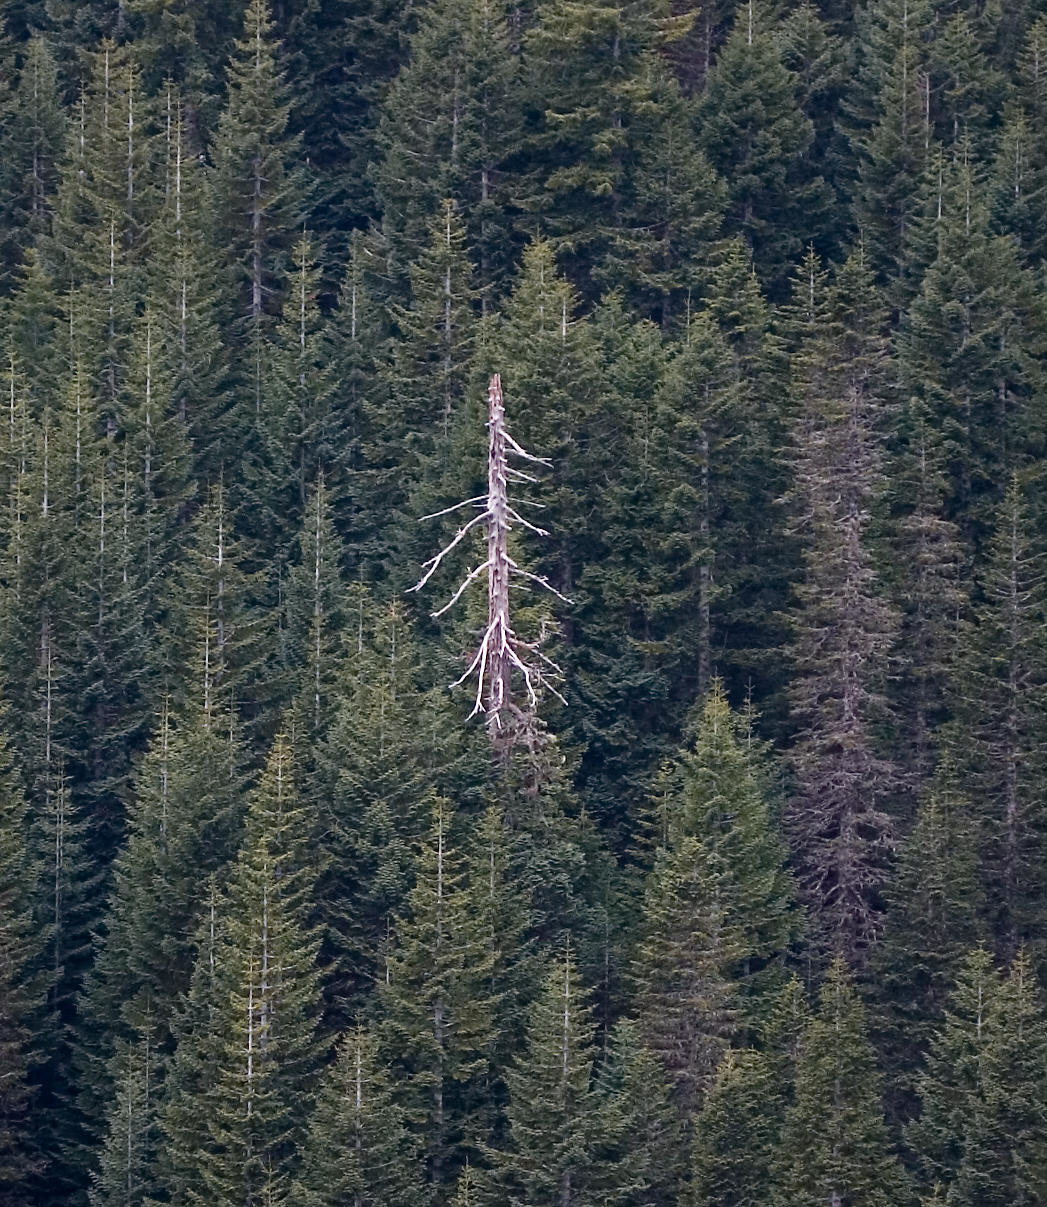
[0,4,1045,1203]
[773,958,914,1207]
[697,1,830,295]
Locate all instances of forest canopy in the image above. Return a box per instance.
[0,0,1047,1204]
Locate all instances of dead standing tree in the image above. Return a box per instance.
[409,374,568,750]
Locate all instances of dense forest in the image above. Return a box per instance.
[0,0,1046,1202]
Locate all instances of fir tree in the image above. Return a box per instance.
[0,718,44,1202]
[785,254,901,966]
[949,479,1047,963]
[697,0,831,294]
[492,946,622,1207]
[868,756,982,1133]
[949,949,1047,1207]
[907,945,1000,1196]
[0,35,65,292]
[160,732,322,1207]
[294,1026,429,1207]
[773,958,913,1207]
[378,798,496,1195]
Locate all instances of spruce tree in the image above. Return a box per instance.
[209,0,303,331]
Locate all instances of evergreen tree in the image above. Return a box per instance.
[521,0,698,299]
[785,254,901,966]
[374,0,523,300]
[0,719,44,1202]
[773,958,913,1207]
[0,35,65,292]
[294,1026,429,1207]
[209,0,303,331]
[697,0,831,294]
[654,682,798,1003]
[378,798,496,1195]
[632,836,739,1114]
[868,757,982,1132]
[949,479,1047,963]
[949,949,1047,1207]
[492,946,624,1207]
[900,154,1047,557]
[908,945,1000,1196]
[160,731,322,1207]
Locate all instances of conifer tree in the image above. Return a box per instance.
[869,757,982,1131]
[908,945,1000,1196]
[521,0,697,298]
[632,836,739,1114]
[773,958,913,1207]
[949,949,1047,1207]
[655,683,798,1001]
[0,35,65,291]
[595,1018,685,1207]
[900,155,1047,557]
[0,720,44,1203]
[375,0,523,300]
[492,946,622,1207]
[690,1048,781,1207]
[847,0,934,285]
[697,0,830,293]
[948,479,1047,965]
[378,798,496,1194]
[785,254,901,966]
[373,203,479,587]
[294,1026,429,1207]
[209,0,303,331]
[160,732,322,1207]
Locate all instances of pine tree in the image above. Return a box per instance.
[294,1026,429,1207]
[520,0,697,299]
[773,958,913,1207]
[595,1018,685,1207]
[785,254,901,966]
[690,1048,782,1207]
